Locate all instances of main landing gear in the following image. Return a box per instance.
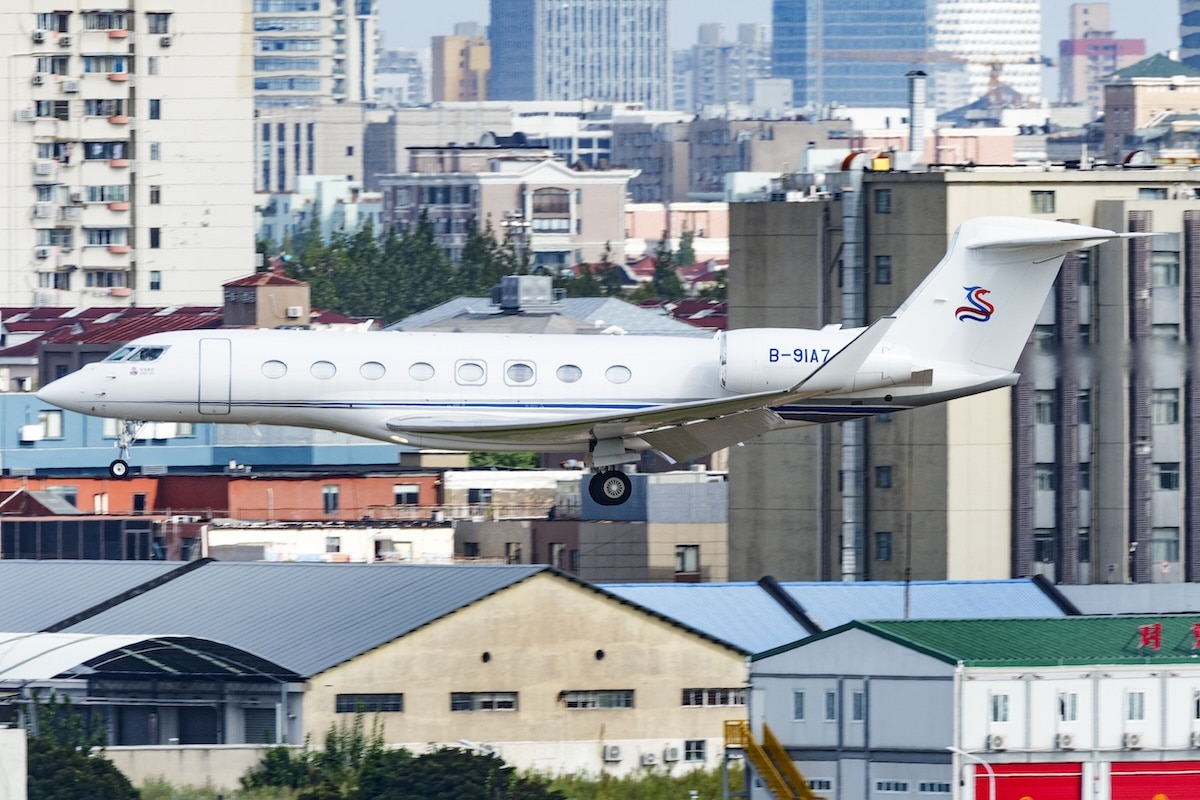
[109,420,144,479]
[588,470,632,506]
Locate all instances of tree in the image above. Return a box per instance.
[457,217,506,296]
[628,235,684,302]
[355,747,564,800]
[469,452,539,469]
[674,226,696,268]
[25,693,139,800]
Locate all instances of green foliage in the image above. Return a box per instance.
[628,235,685,302]
[469,452,540,469]
[698,269,727,300]
[675,227,697,268]
[356,747,564,800]
[241,712,394,798]
[141,778,297,800]
[25,692,140,800]
[550,765,742,800]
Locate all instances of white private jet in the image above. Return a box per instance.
[37,217,1127,506]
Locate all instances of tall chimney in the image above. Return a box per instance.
[907,70,927,166]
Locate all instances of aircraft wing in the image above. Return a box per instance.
[385,317,898,460]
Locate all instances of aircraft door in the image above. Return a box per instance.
[198,337,232,415]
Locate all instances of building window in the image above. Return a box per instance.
[1152,527,1180,563]
[149,185,162,204]
[1035,390,1056,424]
[149,99,162,120]
[149,270,162,291]
[393,484,419,505]
[1033,324,1056,350]
[83,11,128,30]
[82,55,128,74]
[824,691,837,721]
[684,739,706,762]
[1078,390,1091,424]
[1078,250,1092,285]
[851,691,865,722]
[918,783,951,794]
[792,691,805,720]
[1035,464,1057,491]
[1152,251,1180,287]
[562,690,633,709]
[874,188,892,213]
[85,228,128,246]
[1078,527,1091,562]
[875,466,893,489]
[36,11,71,32]
[85,185,128,203]
[1153,323,1180,342]
[1059,692,1078,722]
[681,689,746,707]
[451,692,517,711]
[675,544,699,574]
[322,484,339,514]
[874,255,892,285]
[504,542,521,564]
[877,781,910,793]
[336,694,403,713]
[875,531,893,561]
[149,143,161,161]
[149,228,161,249]
[1034,529,1056,563]
[83,141,128,161]
[1079,462,1090,491]
[146,12,171,34]
[148,56,159,75]
[38,410,63,439]
[1030,190,1056,214]
[35,100,70,121]
[468,487,493,505]
[1154,462,1181,490]
[991,693,1009,722]
[325,536,340,554]
[1152,389,1179,424]
[1127,691,1145,721]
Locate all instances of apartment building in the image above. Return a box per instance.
[1057,2,1144,115]
[1,2,256,307]
[728,167,1200,586]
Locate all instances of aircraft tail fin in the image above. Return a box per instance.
[886,217,1126,373]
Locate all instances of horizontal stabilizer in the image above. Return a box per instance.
[641,408,786,463]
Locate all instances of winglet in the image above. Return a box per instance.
[788,316,896,395]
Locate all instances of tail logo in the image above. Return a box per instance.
[956,286,995,322]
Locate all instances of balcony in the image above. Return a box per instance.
[107,244,130,254]
[107,72,129,82]
[109,159,130,168]
[107,29,129,39]
[108,115,129,125]
[107,201,130,212]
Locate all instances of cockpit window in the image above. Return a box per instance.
[130,346,167,362]
[104,346,138,362]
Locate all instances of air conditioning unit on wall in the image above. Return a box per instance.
[1123,732,1142,749]
[1055,733,1074,750]
[640,753,658,766]
[985,734,1005,751]
[602,744,621,762]
[663,746,680,762]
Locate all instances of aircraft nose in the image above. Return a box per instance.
[36,372,87,412]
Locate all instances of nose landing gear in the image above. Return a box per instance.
[109,420,145,479]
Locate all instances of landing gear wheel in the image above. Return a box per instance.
[589,470,632,506]
[109,459,129,479]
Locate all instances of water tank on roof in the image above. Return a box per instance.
[494,275,557,312]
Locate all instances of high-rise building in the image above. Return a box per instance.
[1182,0,1200,69]
[686,24,772,113]
[431,32,490,102]
[1058,2,1144,115]
[771,0,1041,112]
[489,0,668,110]
[2,2,256,307]
[252,0,378,108]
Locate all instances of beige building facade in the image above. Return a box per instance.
[729,167,1200,585]
[304,571,747,775]
[1,2,257,307]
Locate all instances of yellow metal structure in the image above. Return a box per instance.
[724,720,825,800]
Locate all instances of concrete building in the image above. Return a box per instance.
[488,0,669,110]
[1057,2,1145,115]
[1102,54,1200,164]
[252,0,378,108]
[431,31,490,102]
[1182,0,1200,70]
[376,47,428,107]
[728,167,1200,585]
[363,104,516,190]
[686,24,773,114]
[255,103,390,193]
[772,0,1041,113]
[380,143,638,267]
[2,2,256,307]
[258,174,384,247]
[749,616,1200,800]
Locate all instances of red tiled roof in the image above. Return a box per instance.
[224,272,306,287]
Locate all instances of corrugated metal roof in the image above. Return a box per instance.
[65,562,549,676]
[1060,583,1200,615]
[0,560,185,631]
[600,582,808,653]
[389,296,712,337]
[762,616,1200,667]
[780,579,1065,631]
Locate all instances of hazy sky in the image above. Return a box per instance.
[380,0,1179,57]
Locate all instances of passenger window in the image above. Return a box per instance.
[505,361,535,385]
[409,362,435,381]
[360,361,386,380]
[456,360,486,385]
[105,346,137,362]
[311,361,336,380]
[556,364,582,383]
[605,365,632,384]
[262,360,287,379]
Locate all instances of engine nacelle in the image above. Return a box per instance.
[720,328,913,394]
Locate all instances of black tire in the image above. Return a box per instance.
[589,470,632,506]
[109,459,130,479]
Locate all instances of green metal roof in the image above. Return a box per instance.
[755,617,1200,667]
[1109,53,1200,81]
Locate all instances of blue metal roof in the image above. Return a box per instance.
[64,562,550,676]
[780,579,1066,631]
[600,582,808,653]
[0,560,185,631]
